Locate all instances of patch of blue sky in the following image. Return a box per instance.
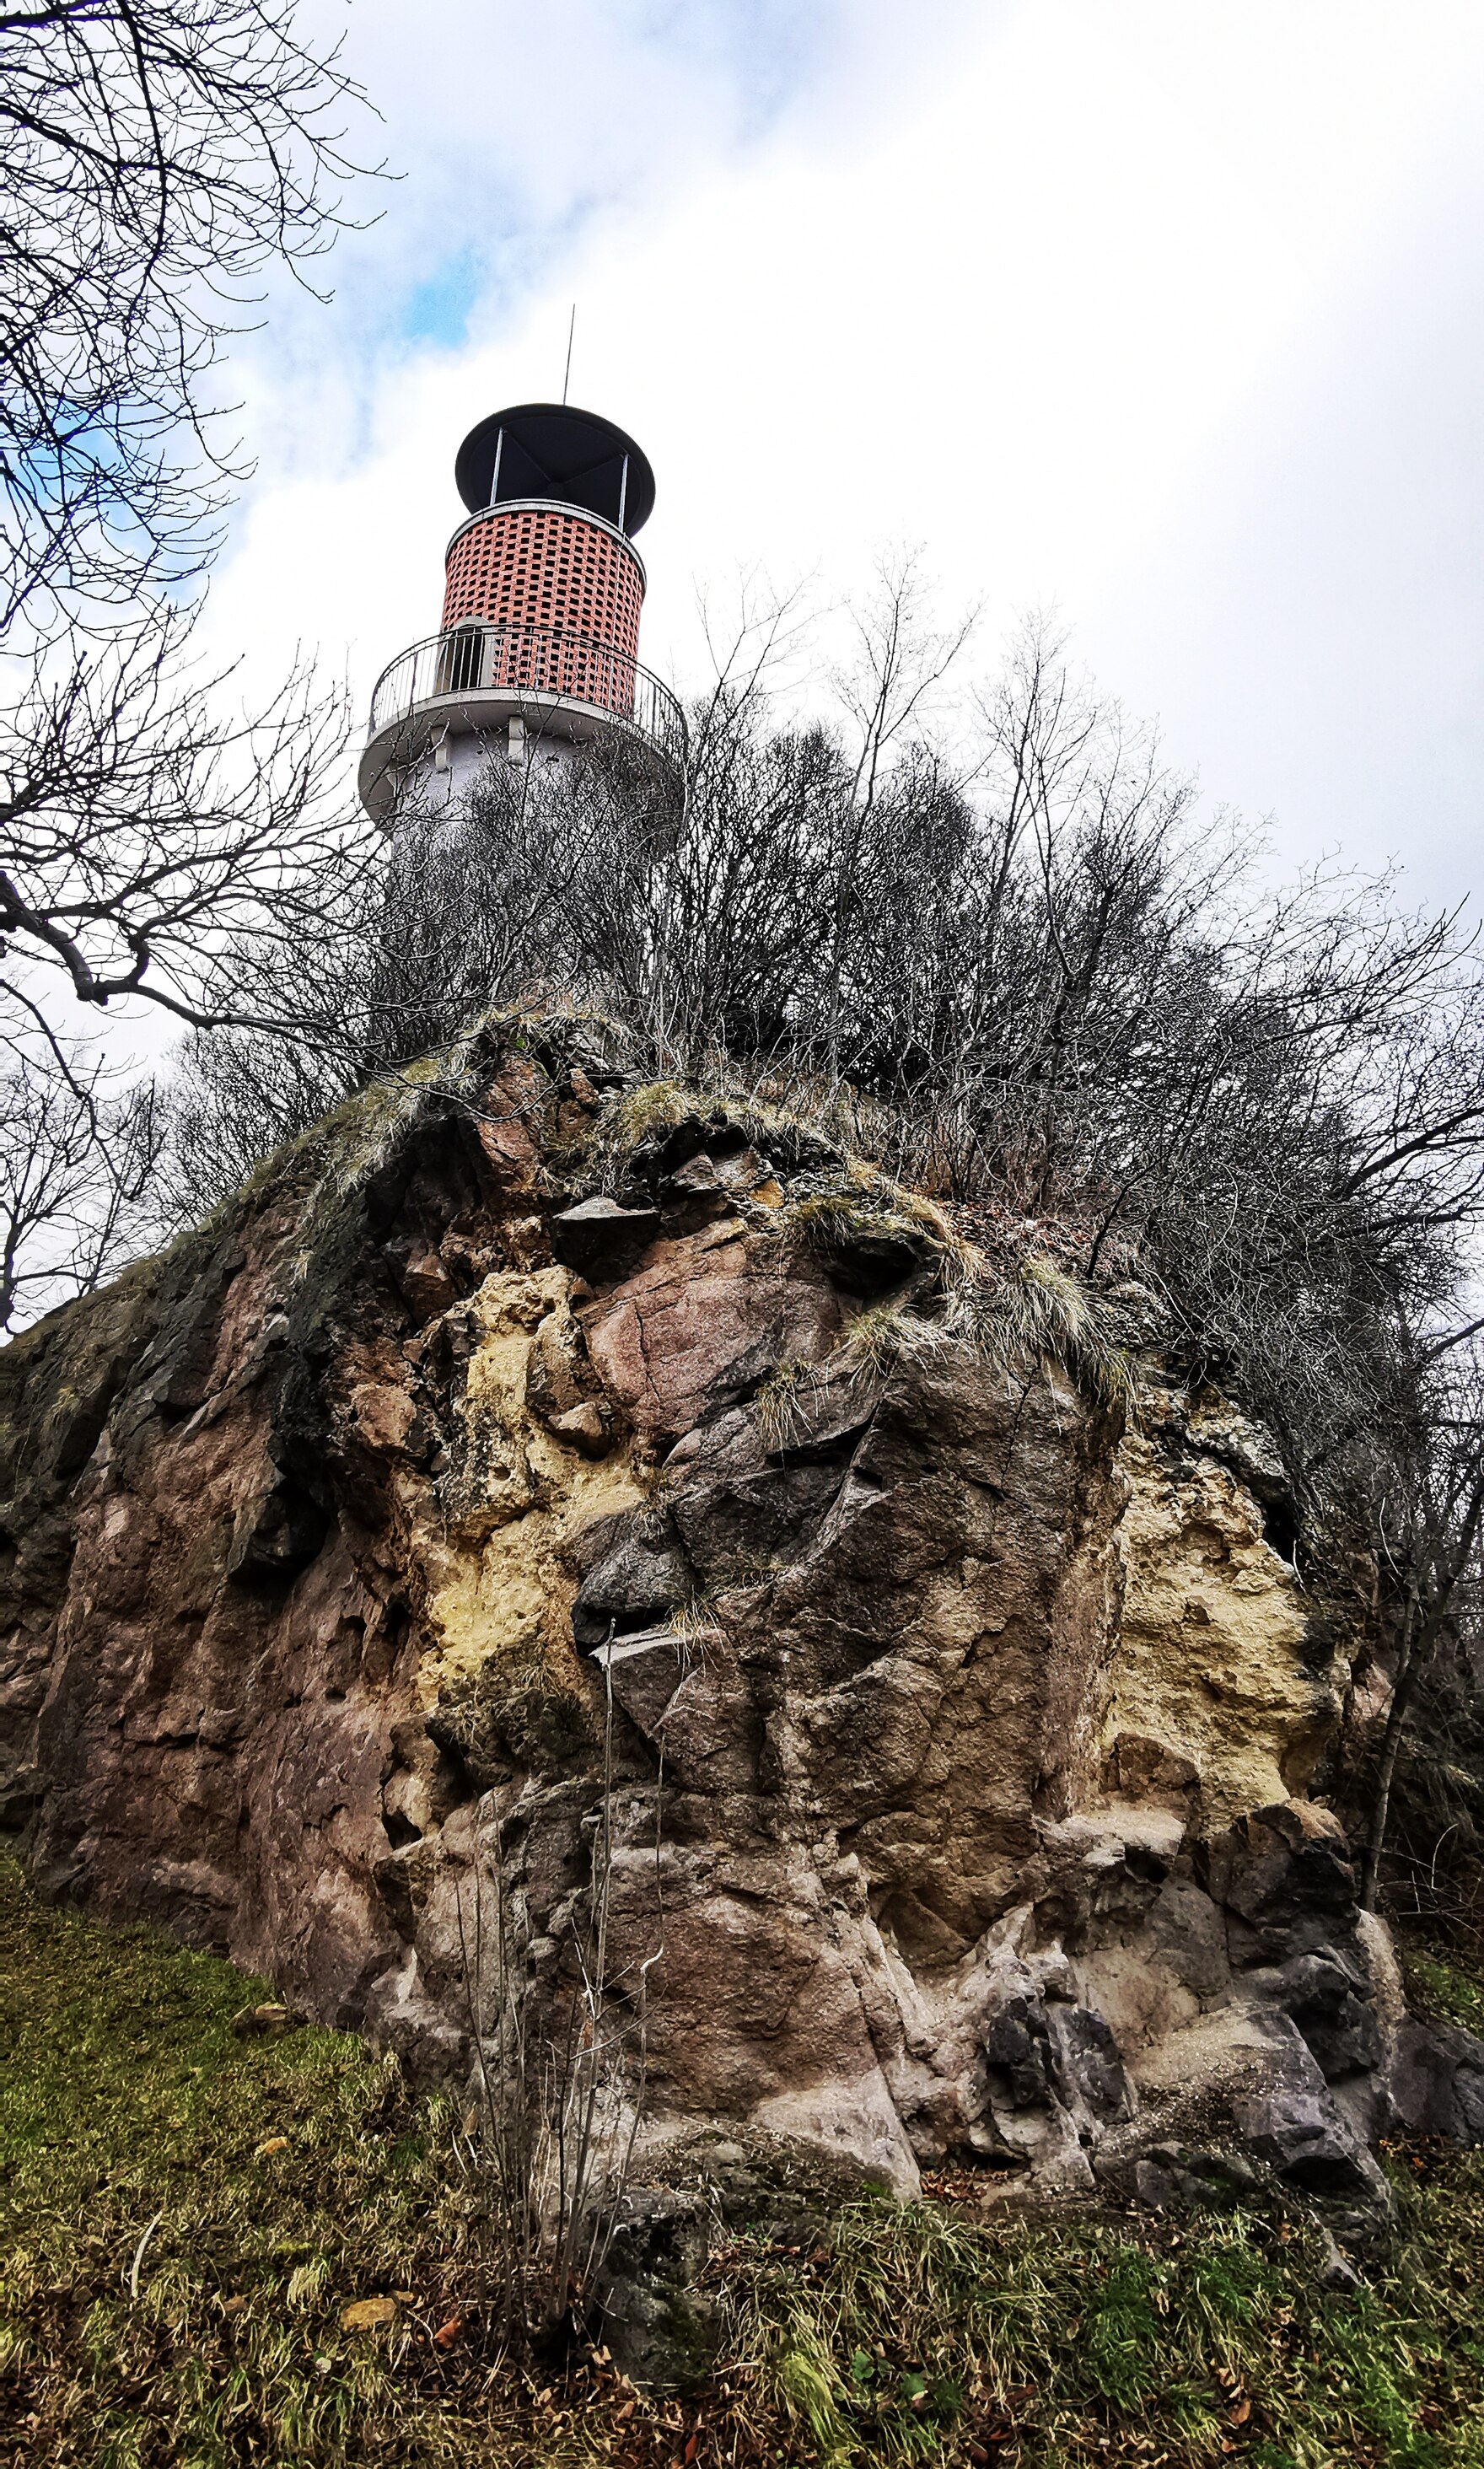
[401,250,486,350]
[2,419,223,616]
[391,195,613,363]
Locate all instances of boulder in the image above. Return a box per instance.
[549,1197,661,1280]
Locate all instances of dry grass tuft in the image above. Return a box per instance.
[834,1302,950,1380]
[754,1358,817,1450]
[668,1593,726,1660]
[572,1079,723,1197]
[944,1247,1136,1412]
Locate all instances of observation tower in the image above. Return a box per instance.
[358,402,682,824]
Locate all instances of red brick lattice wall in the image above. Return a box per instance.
[441,506,644,714]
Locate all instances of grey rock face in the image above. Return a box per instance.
[1231,2018,1390,2207]
[1388,2016,1484,2142]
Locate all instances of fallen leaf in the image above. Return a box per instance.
[341,2295,398,2332]
[393,2289,417,2304]
[432,2313,463,2348]
[684,2435,699,2462]
[1227,2399,1252,2427]
[232,2001,298,2038]
[253,2135,288,2158]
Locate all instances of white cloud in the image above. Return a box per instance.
[199,0,1484,912]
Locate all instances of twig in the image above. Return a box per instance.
[127,2208,164,2300]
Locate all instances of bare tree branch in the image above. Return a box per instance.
[0,0,379,624]
[0,1036,161,1328]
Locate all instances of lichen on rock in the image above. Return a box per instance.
[1110,1417,1341,1829]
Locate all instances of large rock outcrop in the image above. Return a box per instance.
[0,1024,1471,2213]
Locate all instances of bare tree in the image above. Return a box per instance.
[0,1048,160,1330]
[1,0,371,625]
[0,611,354,1327]
[1361,1336,1484,1912]
[553,712,840,1079]
[0,0,378,1331]
[0,611,352,1035]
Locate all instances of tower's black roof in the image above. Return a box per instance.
[454,403,655,536]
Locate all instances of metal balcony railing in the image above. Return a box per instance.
[367,621,684,753]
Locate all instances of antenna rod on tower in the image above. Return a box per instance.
[562,304,576,405]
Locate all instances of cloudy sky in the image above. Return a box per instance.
[204,0,1484,911]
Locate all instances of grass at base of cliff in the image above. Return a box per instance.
[0,1856,497,2466]
[1399,1937,1484,2041]
[4,1861,1484,2469]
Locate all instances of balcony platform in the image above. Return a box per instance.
[358,623,684,826]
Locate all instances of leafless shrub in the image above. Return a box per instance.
[154,759,616,1224]
[455,1667,658,2353]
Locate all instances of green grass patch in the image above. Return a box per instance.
[712,2182,1484,2464]
[0,1856,505,2465]
[1401,1940,1484,2039]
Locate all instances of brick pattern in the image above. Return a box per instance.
[441,505,644,713]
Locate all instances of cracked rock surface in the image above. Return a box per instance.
[0,1023,1474,2211]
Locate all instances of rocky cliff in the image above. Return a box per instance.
[2,1021,1476,2223]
